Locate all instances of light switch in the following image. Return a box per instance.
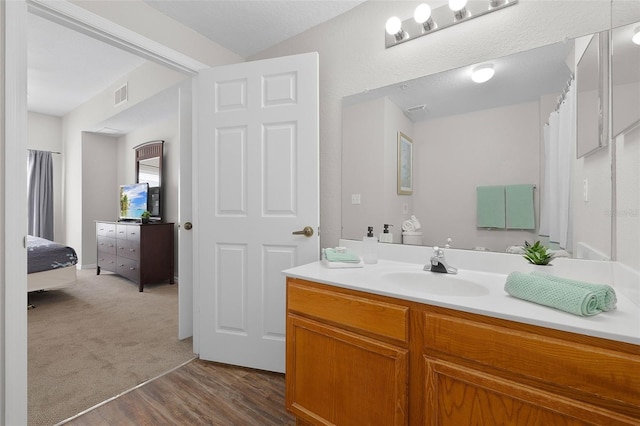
[583,179,589,202]
[351,194,361,205]
[402,203,409,214]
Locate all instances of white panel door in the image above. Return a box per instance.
[195,52,318,372]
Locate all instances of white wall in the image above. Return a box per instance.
[342,97,413,243]
[615,126,640,271]
[414,101,541,252]
[116,114,180,274]
[81,132,118,268]
[27,112,64,241]
[249,0,612,250]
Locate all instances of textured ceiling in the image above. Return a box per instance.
[143,0,367,57]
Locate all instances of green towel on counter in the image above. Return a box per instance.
[531,272,617,311]
[504,272,601,316]
[477,186,506,228]
[323,248,361,263]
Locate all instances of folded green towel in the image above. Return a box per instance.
[531,272,617,311]
[323,248,361,263]
[505,272,601,316]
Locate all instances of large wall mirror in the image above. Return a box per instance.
[341,26,629,261]
[135,140,164,221]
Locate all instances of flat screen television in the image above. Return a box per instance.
[119,182,149,221]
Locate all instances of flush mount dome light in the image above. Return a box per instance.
[471,64,495,83]
[633,27,640,45]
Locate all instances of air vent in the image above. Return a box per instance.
[405,104,427,114]
[114,83,128,107]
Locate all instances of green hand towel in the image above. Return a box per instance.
[477,186,506,228]
[531,272,617,311]
[323,248,361,263]
[504,272,601,316]
[505,184,535,230]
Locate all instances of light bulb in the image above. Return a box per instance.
[471,65,495,83]
[385,16,402,35]
[414,4,432,24]
[632,28,640,45]
[449,0,468,12]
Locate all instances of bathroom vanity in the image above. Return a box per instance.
[284,254,639,425]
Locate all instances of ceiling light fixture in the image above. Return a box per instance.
[632,27,640,45]
[414,4,435,32]
[471,64,495,83]
[385,0,518,49]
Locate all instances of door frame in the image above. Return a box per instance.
[4,0,212,421]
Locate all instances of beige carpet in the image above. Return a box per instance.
[28,269,195,426]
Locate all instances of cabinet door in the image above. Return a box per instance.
[424,358,637,426]
[287,315,408,426]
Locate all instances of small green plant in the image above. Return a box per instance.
[140,210,151,222]
[522,240,554,265]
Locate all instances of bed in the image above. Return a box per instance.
[27,235,78,292]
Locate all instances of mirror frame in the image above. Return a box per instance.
[134,140,164,221]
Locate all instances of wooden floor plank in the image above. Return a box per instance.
[63,359,295,425]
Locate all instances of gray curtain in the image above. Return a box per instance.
[27,150,54,240]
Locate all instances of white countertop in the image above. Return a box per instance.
[283,259,640,345]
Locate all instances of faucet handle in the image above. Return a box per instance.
[433,246,444,257]
[445,238,452,249]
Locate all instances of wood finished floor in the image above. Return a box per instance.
[62,359,296,425]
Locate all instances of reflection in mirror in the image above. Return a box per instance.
[612,21,640,137]
[135,140,164,220]
[342,36,614,260]
[576,32,608,158]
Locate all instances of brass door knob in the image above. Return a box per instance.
[184,222,193,230]
[292,226,314,237]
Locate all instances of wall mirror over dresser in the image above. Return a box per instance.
[135,140,164,221]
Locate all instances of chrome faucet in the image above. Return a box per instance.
[424,246,458,274]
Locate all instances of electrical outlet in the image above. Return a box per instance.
[351,194,361,205]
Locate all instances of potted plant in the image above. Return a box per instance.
[140,210,151,224]
[522,240,554,265]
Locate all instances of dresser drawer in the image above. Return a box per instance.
[117,257,139,283]
[115,224,130,239]
[97,252,117,272]
[125,225,141,242]
[97,236,116,255]
[96,222,116,237]
[423,312,640,408]
[117,239,140,261]
[287,279,408,343]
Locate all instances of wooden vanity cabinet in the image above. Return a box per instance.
[286,279,410,425]
[285,278,640,426]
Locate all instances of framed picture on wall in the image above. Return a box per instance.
[397,132,413,195]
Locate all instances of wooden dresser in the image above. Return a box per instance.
[96,221,174,292]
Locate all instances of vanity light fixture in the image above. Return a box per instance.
[471,64,495,83]
[449,0,469,21]
[385,0,518,48]
[385,16,405,42]
[632,27,640,45]
[414,3,435,32]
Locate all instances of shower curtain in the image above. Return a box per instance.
[27,150,54,240]
[539,80,575,250]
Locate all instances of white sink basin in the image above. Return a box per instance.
[381,271,490,296]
